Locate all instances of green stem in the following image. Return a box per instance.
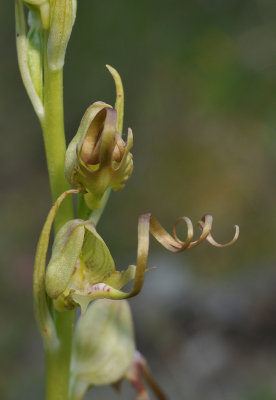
[46,311,76,400]
[41,64,73,233]
[41,34,75,400]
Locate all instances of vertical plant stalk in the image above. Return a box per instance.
[41,32,73,233]
[45,311,76,400]
[41,31,75,400]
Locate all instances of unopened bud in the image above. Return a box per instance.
[47,0,77,70]
[23,0,50,29]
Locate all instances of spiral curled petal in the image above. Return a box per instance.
[198,215,240,247]
[70,213,239,313]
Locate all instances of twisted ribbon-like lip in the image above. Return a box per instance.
[71,213,239,313]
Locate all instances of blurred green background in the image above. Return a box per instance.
[1,0,276,399]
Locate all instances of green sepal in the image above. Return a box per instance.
[45,219,85,299]
[33,189,79,350]
[45,217,116,301]
[70,299,135,400]
[45,218,135,312]
[64,102,111,191]
[80,222,115,282]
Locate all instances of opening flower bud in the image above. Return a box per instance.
[65,102,133,210]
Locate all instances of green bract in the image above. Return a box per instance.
[64,101,133,210]
[15,0,45,118]
[15,0,77,121]
[27,9,43,99]
[70,299,135,400]
[45,219,136,313]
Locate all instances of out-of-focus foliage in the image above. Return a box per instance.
[0,0,275,399]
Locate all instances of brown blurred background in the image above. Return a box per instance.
[1,0,276,399]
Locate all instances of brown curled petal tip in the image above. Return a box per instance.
[149,215,186,252]
[206,224,239,248]
[172,216,194,248]
[188,214,213,248]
